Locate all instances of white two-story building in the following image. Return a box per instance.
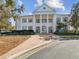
[16,3,70,33]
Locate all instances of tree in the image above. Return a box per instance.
[70,2,79,33]
[0,0,24,30]
[56,22,65,32]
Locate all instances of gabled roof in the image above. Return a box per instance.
[33,3,56,13]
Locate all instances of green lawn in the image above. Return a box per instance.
[62,36,79,38]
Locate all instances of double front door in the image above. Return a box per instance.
[42,26,47,33]
[48,27,53,33]
[42,26,53,33]
[36,26,53,33]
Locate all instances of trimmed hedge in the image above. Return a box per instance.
[1,30,35,35]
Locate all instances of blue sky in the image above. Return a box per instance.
[20,0,79,15]
[11,0,79,26]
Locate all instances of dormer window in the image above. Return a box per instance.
[43,7,46,10]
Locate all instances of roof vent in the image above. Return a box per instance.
[43,7,46,10]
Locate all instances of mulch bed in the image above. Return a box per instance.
[0,35,30,56]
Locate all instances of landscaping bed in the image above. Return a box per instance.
[0,35,30,56]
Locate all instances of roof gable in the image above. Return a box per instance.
[33,3,56,13]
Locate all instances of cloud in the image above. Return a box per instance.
[28,12,32,15]
[35,0,65,10]
[18,0,23,6]
[35,0,43,7]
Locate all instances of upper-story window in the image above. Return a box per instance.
[56,17,61,23]
[22,18,27,23]
[63,17,68,22]
[36,19,40,23]
[28,19,33,23]
[48,19,53,23]
[42,19,47,23]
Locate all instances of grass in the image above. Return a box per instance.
[0,35,30,56]
[62,36,79,38]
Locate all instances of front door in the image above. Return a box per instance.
[48,27,53,33]
[42,26,47,33]
[36,27,40,33]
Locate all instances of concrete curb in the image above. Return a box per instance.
[7,40,52,59]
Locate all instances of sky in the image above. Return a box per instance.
[10,0,79,26]
[20,0,79,15]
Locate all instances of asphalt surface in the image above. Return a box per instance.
[26,40,79,59]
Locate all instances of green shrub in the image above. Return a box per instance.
[54,30,79,35]
[1,30,35,35]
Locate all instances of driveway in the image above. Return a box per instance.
[26,40,79,59]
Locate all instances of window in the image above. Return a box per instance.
[36,26,40,33]
[28,19,33,23]
[63,17,68,22]
[42,26,47,33]
[42,19,47,23]
[22,26,27,30]
[28,26,33,30]
[43,7,46,10]
[56,17,61,23]
[36,19,40,23]
[48,19,53,23]
[22,19,27,23]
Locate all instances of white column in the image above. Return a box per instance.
[27,17,28,30]
[33,15,36,32]
[15,19,18,30]
[40,14,42,33]
[47,14,49,33]
[20,18,22,30]
[53,15,57,32]
[61,16,63,22]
